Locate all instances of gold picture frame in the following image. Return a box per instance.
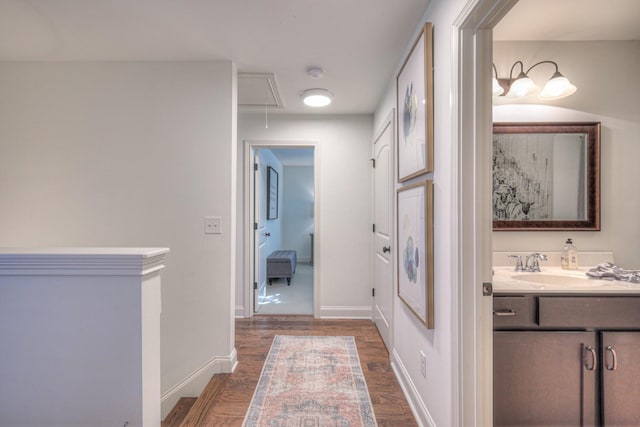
[396,22,434,182]
[397,180,434,328]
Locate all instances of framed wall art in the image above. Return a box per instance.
[493,122,601,231]
[267,166,278,220]
[397,22,434,182]
[397,180,434,328]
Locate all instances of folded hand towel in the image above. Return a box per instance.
[587,262,640,284]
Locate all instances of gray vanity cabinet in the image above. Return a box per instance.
[494,295,640,426]
[494,331,597,426]
[600,332,640,426]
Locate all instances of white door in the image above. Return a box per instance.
[254,152,268,313]
[372,112,394,350]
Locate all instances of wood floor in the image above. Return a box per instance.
[190,315,418,426]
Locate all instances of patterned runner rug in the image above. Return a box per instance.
[242,335,378,426]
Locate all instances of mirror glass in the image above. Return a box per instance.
[493,122,600,231]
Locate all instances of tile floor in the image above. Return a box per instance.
[257,263,313,315]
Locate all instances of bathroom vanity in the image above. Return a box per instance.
[493,266,640,426]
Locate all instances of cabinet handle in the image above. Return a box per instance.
[585,346,597,371]
[605,345,618,371]
[493,309,516,317]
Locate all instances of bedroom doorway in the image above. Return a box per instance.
[245,142,317,316]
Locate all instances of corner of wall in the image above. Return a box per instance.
[160,348,238,419]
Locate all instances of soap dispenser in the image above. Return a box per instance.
[561,238,578,270]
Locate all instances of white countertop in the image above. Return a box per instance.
[493,266,640,294]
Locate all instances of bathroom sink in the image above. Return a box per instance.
[512,273,591,286]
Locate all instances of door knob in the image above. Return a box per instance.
[382,246,391,253]
[265,232,271,237]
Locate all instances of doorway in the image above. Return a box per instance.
[244,141,319,317]
[454,0,517,425]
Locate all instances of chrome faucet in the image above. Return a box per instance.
[525,253,548,272]
[508,255,525,272]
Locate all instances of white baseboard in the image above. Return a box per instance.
[391,348,435,427]
[319,305,371,319]
[235,305,246,318]
[161,348,238,419]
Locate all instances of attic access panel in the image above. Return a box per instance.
[238,73,282,109]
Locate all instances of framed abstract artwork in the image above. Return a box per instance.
[397,180,434,328]
[396,22,434,182]
[267,166,278,220]
[492,122,601,231]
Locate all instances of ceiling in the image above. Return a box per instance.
[494,0,640,41]
[1,1,637,115]
[0,0,429,115]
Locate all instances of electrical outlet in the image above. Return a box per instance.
[419,351,426,378]
[204,216,222,234]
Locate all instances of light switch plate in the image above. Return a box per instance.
[204,216,222,234]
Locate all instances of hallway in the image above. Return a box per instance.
[170,317,418,426]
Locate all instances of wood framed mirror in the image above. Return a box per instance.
[493,122,601,231]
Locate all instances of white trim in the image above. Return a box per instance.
[243,140,321,318]
[319,305,371,319]
[453,1,517,426]
[0,248,169,276]
[160,349,238,419]
[390,349,435,427]
[235,305,245,318]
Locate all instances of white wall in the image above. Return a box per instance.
[0,61,238,415]
[493,41,640,268]
[236,114,373,318]
[373,0,468,425]
[283,166,314,262]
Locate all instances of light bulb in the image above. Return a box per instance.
[540,73,577,100]
[302,89,333,107]
[506,75,538,98]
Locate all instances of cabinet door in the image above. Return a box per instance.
[494,331,597,426]
[601,332,640,426]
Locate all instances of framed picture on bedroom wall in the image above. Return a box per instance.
[397,180,434,328]
[267,166,278,220]
[396,22,434,182]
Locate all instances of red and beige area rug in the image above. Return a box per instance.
[242,335,378,427]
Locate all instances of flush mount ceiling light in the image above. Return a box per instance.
[493,60,577,100]
[301,88,333,107]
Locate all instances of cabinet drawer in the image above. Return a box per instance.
[493,296,536,328]
[539,297,640,328]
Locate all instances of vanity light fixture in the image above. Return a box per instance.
[493,60,577,100]
[301,88,333,107]
[492,63,504,96]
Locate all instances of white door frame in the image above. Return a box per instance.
[453,0,517,425]
[243,139,321,317]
